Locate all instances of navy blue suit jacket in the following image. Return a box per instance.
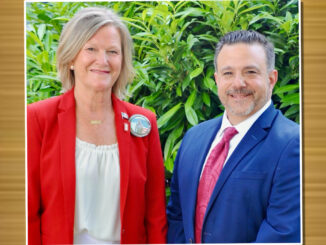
[167,104,300,243]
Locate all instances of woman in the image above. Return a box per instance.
[27,7,167,244]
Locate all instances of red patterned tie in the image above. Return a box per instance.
[195,127,238,243]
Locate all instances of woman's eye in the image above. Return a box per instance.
[108,50,118,54]
[86,47,95,51]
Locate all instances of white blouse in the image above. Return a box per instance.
[74,138,121,244]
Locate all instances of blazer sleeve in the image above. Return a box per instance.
[166,139,186,243]
[27,104,42,245]
[255,134,301,242]
[144,115,168,243]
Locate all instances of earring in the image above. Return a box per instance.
[70,65,74,70]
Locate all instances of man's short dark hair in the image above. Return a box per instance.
[214,30,275,72]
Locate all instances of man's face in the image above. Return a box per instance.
[214,43,277,125]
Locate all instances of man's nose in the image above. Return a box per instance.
[233,74,246,87]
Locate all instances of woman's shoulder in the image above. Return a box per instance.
[27,93,67,119]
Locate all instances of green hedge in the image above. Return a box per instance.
[26,0,299,195]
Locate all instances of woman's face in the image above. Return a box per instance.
[72,25,123,93]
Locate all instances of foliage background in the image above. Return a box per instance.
[26,0,300,197]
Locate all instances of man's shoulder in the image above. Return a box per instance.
[273,110,300,138]
[185,117,221,138]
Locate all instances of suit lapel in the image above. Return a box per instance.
[57,89,76,234]
[112,95,131,224]
[184,117,222,238]
[205,104,278,218]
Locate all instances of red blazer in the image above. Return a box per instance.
[27,89,167,244]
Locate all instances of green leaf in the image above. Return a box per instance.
[164,158,174,173]
[182,75,191,91]
[176,86,182,97]
[187,34,199,50]
[175,7,205,18]
[249,12,282,26]
[39,86,56,92]
[157,103,182,128]
[37,24,46,41]
[238,4,267,16]
[189,66,203,80]
[185,104,198,126]
[185,90,196,108]
[51,16,70,21]
[274,84,299,95]
[164,125,184,161]
[27,31,44,49]
[202,92,211,106]
[28,74,61,82]
[284,104,299,118]
[203,76,217,94]
[198,34,219,43]
[281,93,299,104]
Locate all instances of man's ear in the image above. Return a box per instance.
[268,69,278,93]
[214,72,219,88]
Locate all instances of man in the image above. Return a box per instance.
[167,30,300,243]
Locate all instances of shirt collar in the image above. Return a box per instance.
[219,100,272,137]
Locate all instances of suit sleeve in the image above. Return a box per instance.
[27,105,42,245]
[255,135,301,242]
[166,138,186,243]
[145,115,168,243]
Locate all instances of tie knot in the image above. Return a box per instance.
[223,127,238,142]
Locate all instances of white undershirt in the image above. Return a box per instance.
[74,138,121,244]
[201,100,272,176]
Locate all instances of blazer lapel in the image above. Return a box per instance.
[112,95,131,224]
[204,104,278,218]
[57,89,76,234]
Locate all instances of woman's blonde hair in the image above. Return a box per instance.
[56,7,135,98]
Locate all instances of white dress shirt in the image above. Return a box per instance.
[200,100,272,176]
[74,138,121,244]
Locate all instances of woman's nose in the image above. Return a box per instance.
[97,51,109,65]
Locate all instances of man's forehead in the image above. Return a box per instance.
[219,42,265,52]
[220,65,261,71]
[217,43,267,67]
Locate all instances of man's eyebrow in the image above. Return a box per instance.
[220,66,233,72]
[243,65,260,70]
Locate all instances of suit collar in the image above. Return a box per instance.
[58,88,75,111]
[183,117,222,239]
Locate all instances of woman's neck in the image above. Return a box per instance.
[74,86,117,145]
[74,85,114,113]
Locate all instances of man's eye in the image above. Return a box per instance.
[247,70,257,74]
[223,72,232,76]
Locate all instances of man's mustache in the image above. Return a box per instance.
[226,88,254,96]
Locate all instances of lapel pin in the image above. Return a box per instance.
[121,112,129,120]
[129,114,151,137]
[124,123,129,132]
